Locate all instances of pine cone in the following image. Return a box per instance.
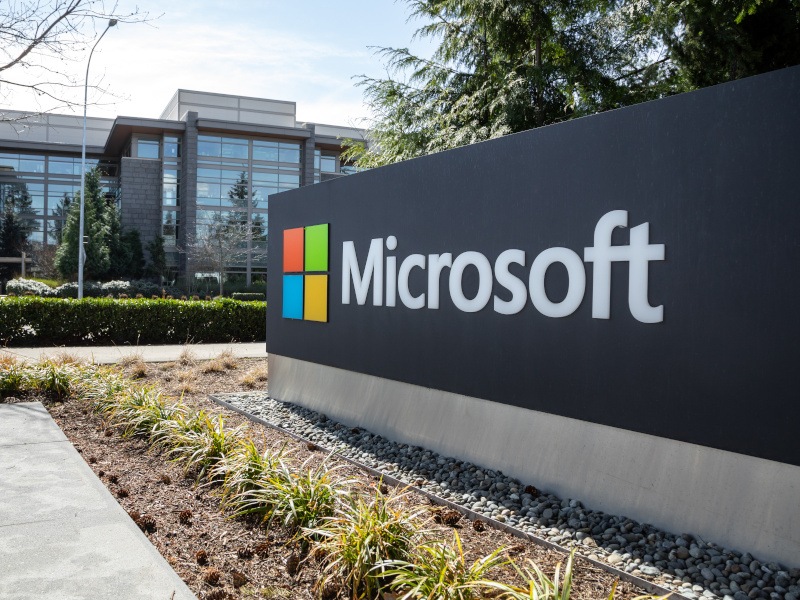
[524,484,539,497]
[203,567,222,586]
[286,552,300,576]
[195,549,209,565]
[137,515,156,532]
[231,570,248,588]
[441,509,462,526]
[178,509,192,525]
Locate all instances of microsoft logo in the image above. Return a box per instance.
[282,224,329,322]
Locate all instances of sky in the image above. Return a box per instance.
[2,0,436,127]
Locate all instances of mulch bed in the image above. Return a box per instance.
[14,356,650,599]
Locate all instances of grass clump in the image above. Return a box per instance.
[0,356,25,395]
[489,548,667,600]
[217,348,238,370]
[309,485,422,599]
[178,345,196,366]
[232,456,350,537]
[165,412,246,480]
[214,439,287,509]
[241,364,268,388]
[381,530,507,600]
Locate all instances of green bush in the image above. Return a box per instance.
[0,296,266,346]
[53,281,102,298]
[231,292,266,301]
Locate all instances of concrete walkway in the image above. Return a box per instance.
[0,342,266,364]
[0,401,196,600]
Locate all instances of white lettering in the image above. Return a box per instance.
[449,251,493,313]
[529,247,586,318]
[342,238,383,306]
[398,254,426,309]
[583,210,665,323]
[386,236,398,307]
[493,249,527,315]
[627,223,665,323]
[427,253,452,309]
[340,210,664,322]
[583,210,628,320]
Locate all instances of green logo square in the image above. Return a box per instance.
[304,223,329,272]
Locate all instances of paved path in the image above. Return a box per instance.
[0,401,196,600]
[0,342,266,364]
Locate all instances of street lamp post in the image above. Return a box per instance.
[78,18,117,299]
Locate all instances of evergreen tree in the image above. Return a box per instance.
[145,234,168,282]
[54,169,110,280]
[661,0,800,88]
[0,182,35,279]
[347,0,678,166]
[115,229,145,280]
[49,194,71,245]
[347,0,799,167]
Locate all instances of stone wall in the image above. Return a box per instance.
[119,157,162,259]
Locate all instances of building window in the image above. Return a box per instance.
[164,136,181,158]
[137,139,160,159]
[313,149,339,183]
[163,168,179,207]
[162,210,179,244]
[320,155,336,173]
[253,140,300,164]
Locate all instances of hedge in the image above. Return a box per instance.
[0,297,266,346]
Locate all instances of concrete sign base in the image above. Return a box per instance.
[270,353,800,566]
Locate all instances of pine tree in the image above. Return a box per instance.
[145,234,168,282]
[54,169,111,280]
[0,183,35,279]
[49,194,71,244]
[662,0,800,88]
[119,229,145,279]
[347,0,678,166]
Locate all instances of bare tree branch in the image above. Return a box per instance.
[0,0,157,120]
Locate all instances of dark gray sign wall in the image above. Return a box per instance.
[267,66,800,467]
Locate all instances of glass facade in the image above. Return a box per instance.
[161,136,181,270]
[313,149,338,183]
[0,152,117,248]
[195,133,302,278]
[0,93,359,285]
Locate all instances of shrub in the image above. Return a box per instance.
[101,280,133,296]
[54,281,103,298]
[232,292,266,301]
[0,297,266,346]
[6,278,55,297]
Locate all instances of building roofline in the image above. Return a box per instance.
[195,118,311,140]
[172,89,296,107]
[0,139,106,155]
[104,116,186,155]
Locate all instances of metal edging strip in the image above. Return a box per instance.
[210,394,687,600]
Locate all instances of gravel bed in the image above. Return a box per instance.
[216,392,800,600]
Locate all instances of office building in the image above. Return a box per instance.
[0,90,364,284]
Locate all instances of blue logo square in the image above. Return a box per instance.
[282,275,304,319]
